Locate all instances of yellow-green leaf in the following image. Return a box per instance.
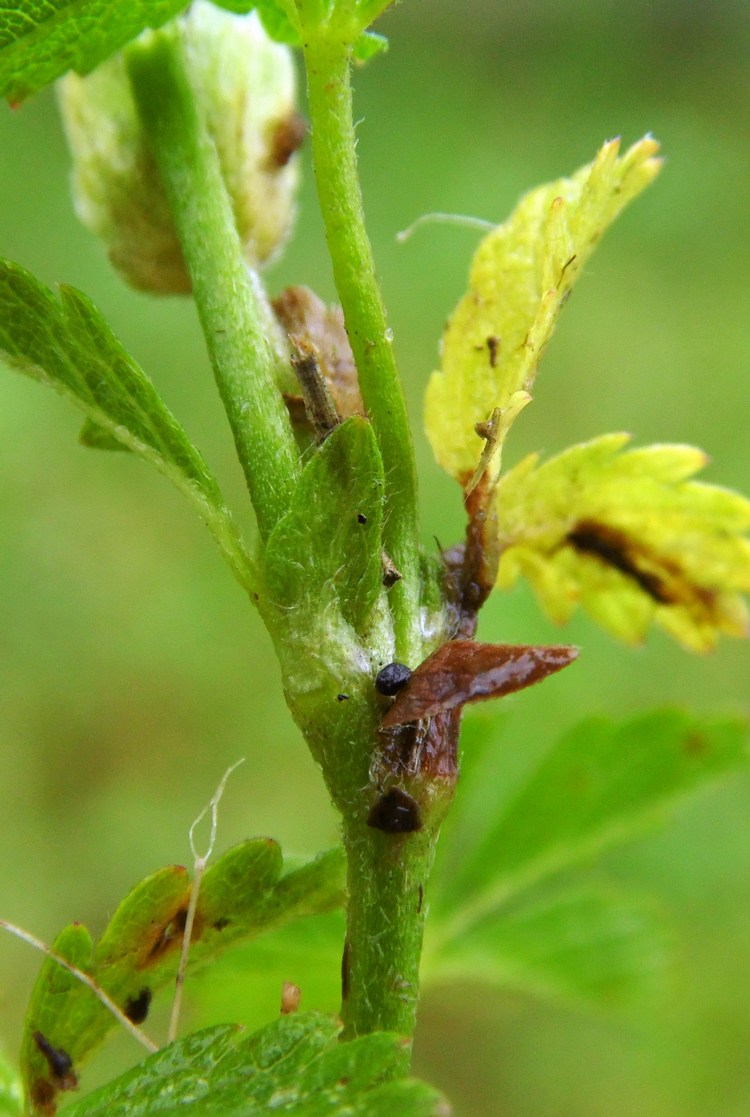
[495,434,750,650]
[424,136,662,487]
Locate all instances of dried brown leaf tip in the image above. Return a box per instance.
[273,285,364,421]
[380,640,578,729]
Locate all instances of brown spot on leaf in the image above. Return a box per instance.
[143,905,192,966]
[683,732,709,757]
[566,519,724,626]
[30,1077,56,1115]
[267,111,306,168]
[567,520,672,603]
[486,335,500,367]
[380,640,578,728]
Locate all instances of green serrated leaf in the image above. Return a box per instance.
[263,416,385,632]
[62,1013,446,1117]
[427,884,672,1011]
[436,710,749,934]
[494,434,750,651]
[0,1051,23,1117]
[424,136,662,488]
[0,259,254,589]
[0,0,189,103]
[20,843,346,1113]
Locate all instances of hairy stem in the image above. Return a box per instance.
[303,33,422,662]
[127,30,300,541]
[340,816,436,1054]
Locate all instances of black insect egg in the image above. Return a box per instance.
[375,662,412,696]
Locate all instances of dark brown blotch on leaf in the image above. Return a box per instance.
[380,640,578,729]
[124,988,152,1025]
[268,111,306,168]
[33,1032,74,1082]
[143,905,191,966]
[567,519,672,603]
[367,787,423,834]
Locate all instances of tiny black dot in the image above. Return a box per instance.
[337,693,350,702]
[357,513,367,524]
[375,662,412,696]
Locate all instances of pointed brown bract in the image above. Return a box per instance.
[380,640,578,728]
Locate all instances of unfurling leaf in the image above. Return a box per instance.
[424,136,661,488]
[494,434,750,650]
[380,640,578,728]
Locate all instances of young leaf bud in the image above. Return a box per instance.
[57,2,301,293]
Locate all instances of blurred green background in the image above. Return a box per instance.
[1,0,750,1113]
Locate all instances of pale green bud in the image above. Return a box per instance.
[57,3,302,293]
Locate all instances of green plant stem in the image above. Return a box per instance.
[341,816,436,1054]
[303,33,422,662]
[126,30,300,541]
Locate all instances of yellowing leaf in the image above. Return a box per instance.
[424,137,662,487]
[495,434,750,651]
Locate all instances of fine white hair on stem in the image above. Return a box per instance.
[395,212,495,244]
[167,758,245,1045]
[0,920,159,1053]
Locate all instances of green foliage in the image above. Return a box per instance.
[61,1013,447,1117]
[432,709,749,932]
[430,884,672,1010]
[495,434,750,650]
[0,0,188,102]
[0,258,254,588]
[20,843,344,1112]
[262,417,385,633]
[421,709,750,1011]
[424,137,661,486]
